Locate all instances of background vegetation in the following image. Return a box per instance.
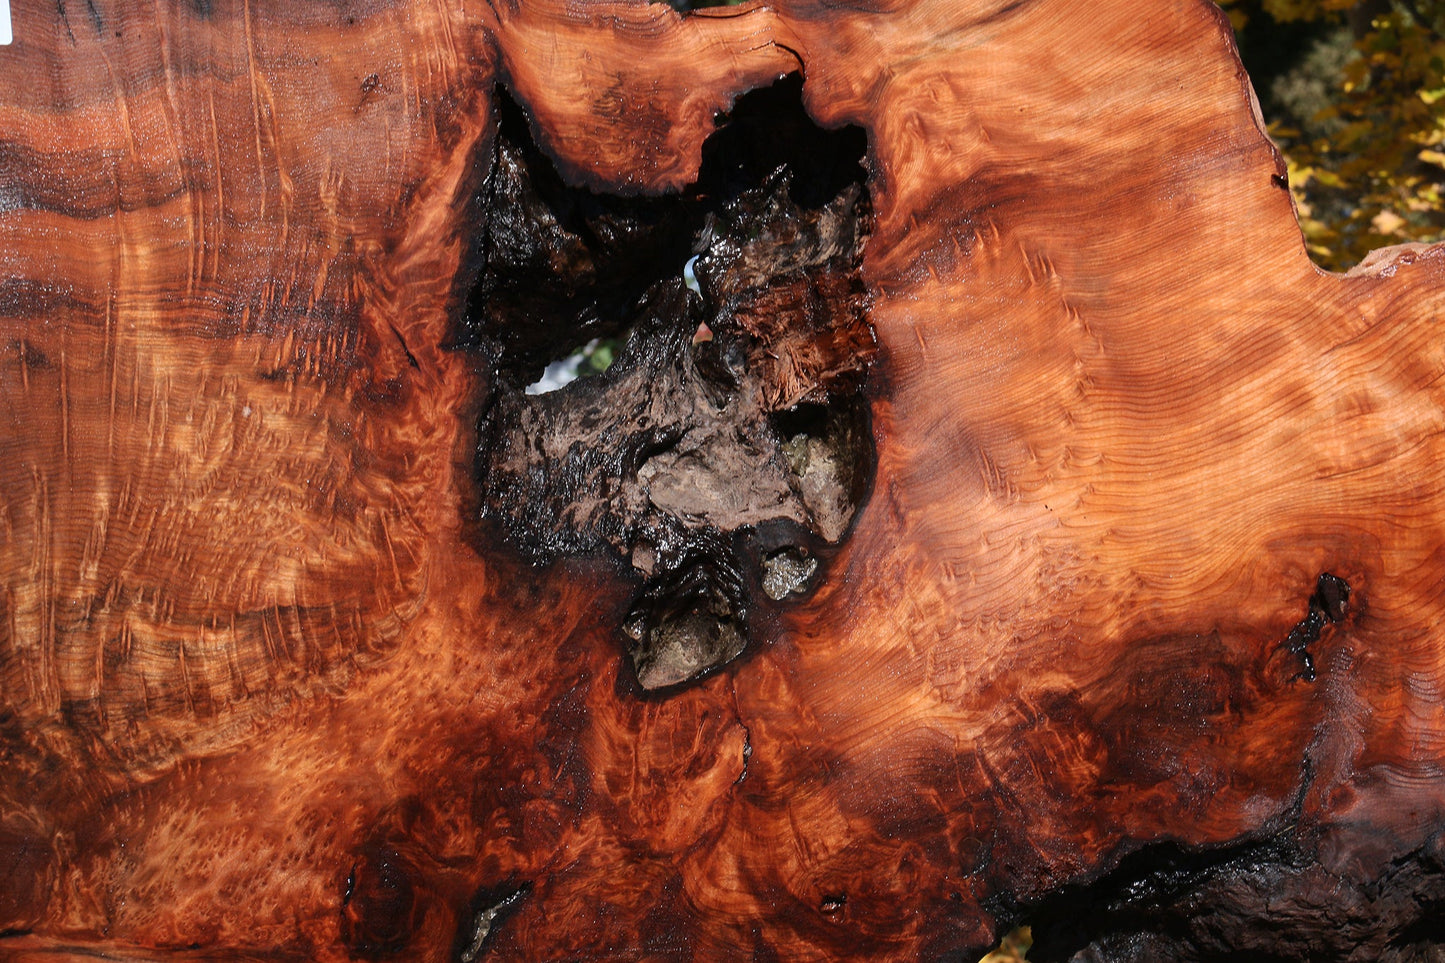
[1225,0,1445,268]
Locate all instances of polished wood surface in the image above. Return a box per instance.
[2,0,1444,958]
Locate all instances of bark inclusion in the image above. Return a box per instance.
[465,80,875,689]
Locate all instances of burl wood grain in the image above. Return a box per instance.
[2,0,1444,959]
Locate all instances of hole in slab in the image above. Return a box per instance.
[464,76,874,690]
[761,546,817,601]
[1271,572,1353,684]
[773,398,871,544]
[453,883,529,962]
[524,338,621,395]
[622,541,749,691]
[637,598,747,691]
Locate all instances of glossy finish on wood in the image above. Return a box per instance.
[2,0,1444,958]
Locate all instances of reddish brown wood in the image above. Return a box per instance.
[2,0,1445,959]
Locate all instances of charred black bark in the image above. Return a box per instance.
[1023,832,1445,962]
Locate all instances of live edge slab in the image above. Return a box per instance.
[2,0,1445,960]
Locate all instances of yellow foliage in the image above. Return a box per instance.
[978,927,1033,963]
[1221,0,1445,268]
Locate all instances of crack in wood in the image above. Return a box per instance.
[1279,573,1352,683]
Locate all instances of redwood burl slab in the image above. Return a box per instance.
[3,0,1445,959]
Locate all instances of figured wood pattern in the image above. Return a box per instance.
[1,0,1444,959]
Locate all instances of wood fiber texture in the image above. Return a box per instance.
[2,0,1445,959]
